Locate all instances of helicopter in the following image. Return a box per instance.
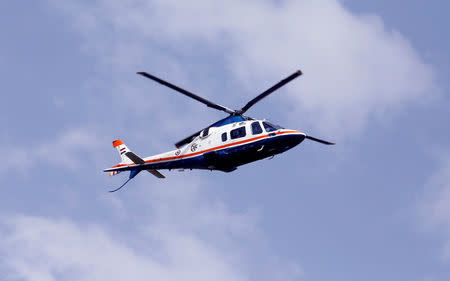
[104,69,334,192]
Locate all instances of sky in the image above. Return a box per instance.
[0,0,449,280]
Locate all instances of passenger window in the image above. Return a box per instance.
[221,132,227,142]
[251,122,263,135]
[230,126,246,139]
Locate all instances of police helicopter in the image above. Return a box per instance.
[104,69,334,192]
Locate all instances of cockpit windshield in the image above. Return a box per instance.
[263,121,283,132]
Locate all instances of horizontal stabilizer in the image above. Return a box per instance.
[147,169,165,178]
[125,151,146,164]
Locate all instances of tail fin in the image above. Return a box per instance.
[105,139,165,192]
[107,139,143,192]
[113,139,133,165]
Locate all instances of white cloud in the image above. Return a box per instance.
[419,153,450,262]
[0,176,302,281]
[0,215,243,281]
[1,127,106,175]
[47,0,436,139]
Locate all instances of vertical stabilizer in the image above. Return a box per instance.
[112,139,133,165]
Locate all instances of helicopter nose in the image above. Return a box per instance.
[285,130,306,147]
[293,131,306,143]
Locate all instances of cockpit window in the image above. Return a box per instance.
[230,126,246,139]
[263,121,282,132]
[200,127,210,138]
[263,122,278,133]
[251,121,263,135]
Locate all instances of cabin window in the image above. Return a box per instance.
[251,121,263,135]
[230,126,246,139]
[263,121,281,132]
[221,132,227,142]
[200,127,210,138]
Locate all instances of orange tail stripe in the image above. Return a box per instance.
[113,139,124,148]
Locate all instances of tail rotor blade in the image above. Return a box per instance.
[305,135,335,145]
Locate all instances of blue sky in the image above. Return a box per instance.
[1,0,449,280]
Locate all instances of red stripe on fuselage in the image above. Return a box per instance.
[110,130,303,169]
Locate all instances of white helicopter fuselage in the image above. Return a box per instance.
[105,119,305,175]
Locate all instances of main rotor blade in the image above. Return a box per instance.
[137,72,235,114]
[238,70,303,114]
[305,135,335,145]
[175,128,203,148]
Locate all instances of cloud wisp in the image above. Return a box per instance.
[1,127,105,176]
[419,153,450,262]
